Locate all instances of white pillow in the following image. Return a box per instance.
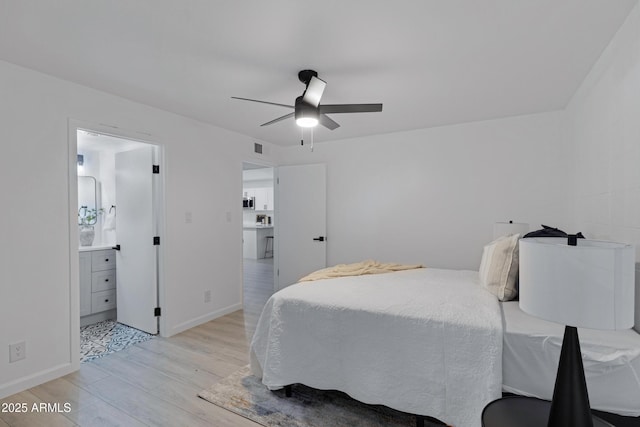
[479,234,520,301]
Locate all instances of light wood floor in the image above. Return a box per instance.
[0,259,275,427]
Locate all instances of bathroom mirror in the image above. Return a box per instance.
[78,176,97,225]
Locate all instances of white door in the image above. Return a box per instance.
[115,146,158,334]
[275,164,327,290]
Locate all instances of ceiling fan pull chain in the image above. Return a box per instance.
[300,127,304,146]
[310,127,314,152]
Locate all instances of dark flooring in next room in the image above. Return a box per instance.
[242,257,274,335]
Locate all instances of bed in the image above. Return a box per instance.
[250,253,640,426]
[250,267,503,427]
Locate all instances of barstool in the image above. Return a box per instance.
[264,236,274,258]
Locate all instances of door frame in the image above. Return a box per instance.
[241,159,276,300]
[67,119,167,369]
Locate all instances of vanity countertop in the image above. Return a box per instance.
[243,224,274,230]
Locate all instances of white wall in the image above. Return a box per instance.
[282,111,570,270]
[96,148,116,246]
[0,58,280,398]
[565,2,640,259]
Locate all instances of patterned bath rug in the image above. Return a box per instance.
[198,366,447,427]
[80,320,154,362]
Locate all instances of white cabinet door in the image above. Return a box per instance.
[252,188,265,211]
[245,187,274,211]
[243,229,257,259]
[265,187,274,211]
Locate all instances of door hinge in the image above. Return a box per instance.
[154,307,161,317]
[153,236,160,245]
[153,165,160,174]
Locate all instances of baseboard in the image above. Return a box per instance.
[0,362,76,400]
[166,303,243,337]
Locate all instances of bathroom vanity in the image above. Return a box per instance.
[79,246,117,326]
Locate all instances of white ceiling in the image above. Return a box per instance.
[77,130,145,154]
[0,1,636,146]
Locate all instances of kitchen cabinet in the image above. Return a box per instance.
[243,226,274,259]
[254,188,273,211]
[244,187,273,211]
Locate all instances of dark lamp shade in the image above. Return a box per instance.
[519,237,635,330]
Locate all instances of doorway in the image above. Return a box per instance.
[242,162,275,331]
[74,127,164,361]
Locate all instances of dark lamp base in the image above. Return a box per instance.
[548,325,594,426]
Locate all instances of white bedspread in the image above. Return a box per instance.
[250,268,503,427]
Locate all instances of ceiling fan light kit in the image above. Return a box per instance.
[294,96,319,127]
[232,69,383,134]
[295,117,319,128]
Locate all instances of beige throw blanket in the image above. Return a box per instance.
[299,260,424,282]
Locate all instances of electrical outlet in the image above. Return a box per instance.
[9,341,26,363]
[204,290,212,303]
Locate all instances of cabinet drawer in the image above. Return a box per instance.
[92,289,116,313]
[92,270,116,292]
[91,250,116,271]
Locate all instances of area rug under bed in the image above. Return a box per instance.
[198,366,445,427]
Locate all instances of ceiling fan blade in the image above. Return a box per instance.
[231,97,294,109]
[319,114,340,130]
[319,103,383,114]
[260,112,295,127]
[301,76,326,107]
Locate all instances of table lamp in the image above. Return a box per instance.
[519,236,635,426]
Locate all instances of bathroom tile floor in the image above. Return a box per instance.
[80,320,154,362]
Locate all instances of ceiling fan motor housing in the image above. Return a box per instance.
[298,69,318,85]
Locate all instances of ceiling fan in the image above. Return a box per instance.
[232,70,383,130]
